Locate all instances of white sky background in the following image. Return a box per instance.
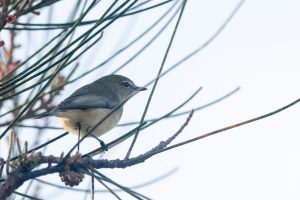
[2,0,300,199]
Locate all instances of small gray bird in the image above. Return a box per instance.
[37,75,146,149]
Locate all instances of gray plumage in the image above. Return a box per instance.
[36,74,146,137]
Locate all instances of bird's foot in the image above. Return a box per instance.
[91,134,108,151]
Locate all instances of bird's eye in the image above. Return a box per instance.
[122,81,130,88]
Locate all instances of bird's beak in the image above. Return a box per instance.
[136,86,147,91]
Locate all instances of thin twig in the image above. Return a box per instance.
[161,97,300,153]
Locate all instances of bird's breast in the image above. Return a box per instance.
[58,108,122,137]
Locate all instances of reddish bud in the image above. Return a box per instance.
[6,14,17,23]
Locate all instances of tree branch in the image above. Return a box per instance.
[0,110,194,200]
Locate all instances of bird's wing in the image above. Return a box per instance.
[35,95,117,118]
[57,94,118,111]
[57,84,119,111]
[35,82,119,118]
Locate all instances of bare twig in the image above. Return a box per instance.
[161,97,300,153]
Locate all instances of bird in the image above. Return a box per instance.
[36,74,146,150]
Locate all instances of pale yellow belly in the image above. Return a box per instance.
[58,108,122,137]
